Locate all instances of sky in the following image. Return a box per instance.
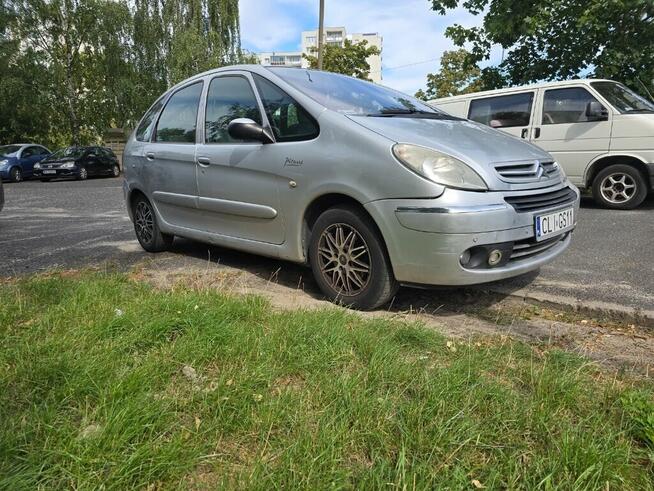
[239,0,502,95]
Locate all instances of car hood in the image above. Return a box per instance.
[349,115,560,191]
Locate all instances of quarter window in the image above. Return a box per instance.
[468,92,534,128]
[135,99,164,142]
[155,82,203,143]
[542,87,605,124]
[205,76,263,144]
[253,74,319,142]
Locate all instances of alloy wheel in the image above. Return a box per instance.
[11,168,22,182]
[317,223,371,296]
[79,167,88,180]
[135,201,154,244]
[112,165,120,177]
[600,173,637,204]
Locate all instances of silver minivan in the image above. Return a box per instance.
[124,65,580,309]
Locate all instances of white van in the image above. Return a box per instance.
[429,79,654,209]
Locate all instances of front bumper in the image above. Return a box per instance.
[34,167,79,179]
[365,182,580,286]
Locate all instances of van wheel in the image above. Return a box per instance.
[309,205,398,310]
[9,167,22,182]
[592,164,647,210]
[132,195,174,252]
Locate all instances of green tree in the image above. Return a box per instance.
[429,0,654,95]
[415,49,486,100]
[303,39,381,81]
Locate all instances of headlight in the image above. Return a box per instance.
[61,162,75,169]
[392,144,488,191]
[553,161,566,180]
[34,162,41,169]
[0,159,7,167]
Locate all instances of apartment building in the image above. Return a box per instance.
[257,27,383,83]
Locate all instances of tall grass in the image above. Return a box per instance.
[0,272,652,489]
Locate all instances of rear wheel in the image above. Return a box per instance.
[76,166,88,181]
[132,195,174,252]
[309,205,398,310]
[592,164,647,210]
[9,167,22,183]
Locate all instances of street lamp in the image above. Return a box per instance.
[317,0,325,70]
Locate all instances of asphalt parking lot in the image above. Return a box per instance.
[1,178,653,316]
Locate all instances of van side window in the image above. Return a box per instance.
[135,99,164,142]
[542,87,604,125]
[468,93,534,128]
[252,74,319,142]
[205,76,263,143]
[155,82,203,143]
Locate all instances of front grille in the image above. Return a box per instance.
[504,186,576,213]
[510,233,568,261]
[493,160,559,182]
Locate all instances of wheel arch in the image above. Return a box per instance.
[584,154,650,188]
[301,193,391,266]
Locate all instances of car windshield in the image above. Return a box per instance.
[591,81,654,113]
[49,147,87,159]
[0,145,21,157]
[269,67,446,117]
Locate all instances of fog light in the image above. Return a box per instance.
[459,250,471,266]
[488,249,503,267]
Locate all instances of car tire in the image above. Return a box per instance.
[592,164,647,210]
[9,167,22,183]
[111,164,120,177]
[132,195,174,252]
[309,205,398,310]
[77,166,88,181]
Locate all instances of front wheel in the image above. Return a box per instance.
[309,205,398,310]
[76,166,88,181]
[9,167,22,182]
[592,164,647,209]
[132,195,174,252]
[111,164,120,177]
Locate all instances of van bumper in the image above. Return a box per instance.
[365,182,580,286]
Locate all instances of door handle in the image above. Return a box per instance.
[145,152,155,161]
[521,128,528,139]
[534,127,541,139]
[197,157,211,167]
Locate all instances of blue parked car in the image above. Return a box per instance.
[0,144,51,182]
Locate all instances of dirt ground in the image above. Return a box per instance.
[131,253,654,378]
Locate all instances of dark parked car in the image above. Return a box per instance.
[0,144,51,182]
[34,146,121,181]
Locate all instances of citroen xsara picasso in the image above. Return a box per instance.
[123,66,580,309]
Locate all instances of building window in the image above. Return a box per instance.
[306,36,316,46]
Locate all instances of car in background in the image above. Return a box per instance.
[34,146,121,181]
[429,79,654,209]
[0,144,51,182]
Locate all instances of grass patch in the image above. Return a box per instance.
[0,272,653,489]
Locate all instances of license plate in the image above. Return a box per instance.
[42,170,56,174]
[535,207,574,241]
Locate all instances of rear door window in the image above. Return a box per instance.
[252,74,319,142]
[468,92,534,128]
[205,76,263,143]
[155,82,203,143]
[542,87,604,124]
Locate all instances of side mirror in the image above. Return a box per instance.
[586,101,608,121]
[227,118,274,144]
